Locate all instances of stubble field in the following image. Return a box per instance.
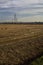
[0,24,43,65]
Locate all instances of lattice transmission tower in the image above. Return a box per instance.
[14,13,17,23]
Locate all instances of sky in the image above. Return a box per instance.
[0,0,43,22]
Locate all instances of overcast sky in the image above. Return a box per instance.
[0,0,43,22]
[0,0,39,8]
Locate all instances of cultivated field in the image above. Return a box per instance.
[0,24,43,65]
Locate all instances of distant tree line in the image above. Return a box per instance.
[0,22,43,24]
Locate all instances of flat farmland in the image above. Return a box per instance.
[0,24,43,65]
[0,24,43,44]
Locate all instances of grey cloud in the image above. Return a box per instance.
[0,0,25,8]
[0,0,43,9]
[0,0,39,8]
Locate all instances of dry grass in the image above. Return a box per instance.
[0,24,43,65]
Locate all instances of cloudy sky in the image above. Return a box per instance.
[0,0,43,22]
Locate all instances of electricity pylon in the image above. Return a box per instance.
[14,13,17,23]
